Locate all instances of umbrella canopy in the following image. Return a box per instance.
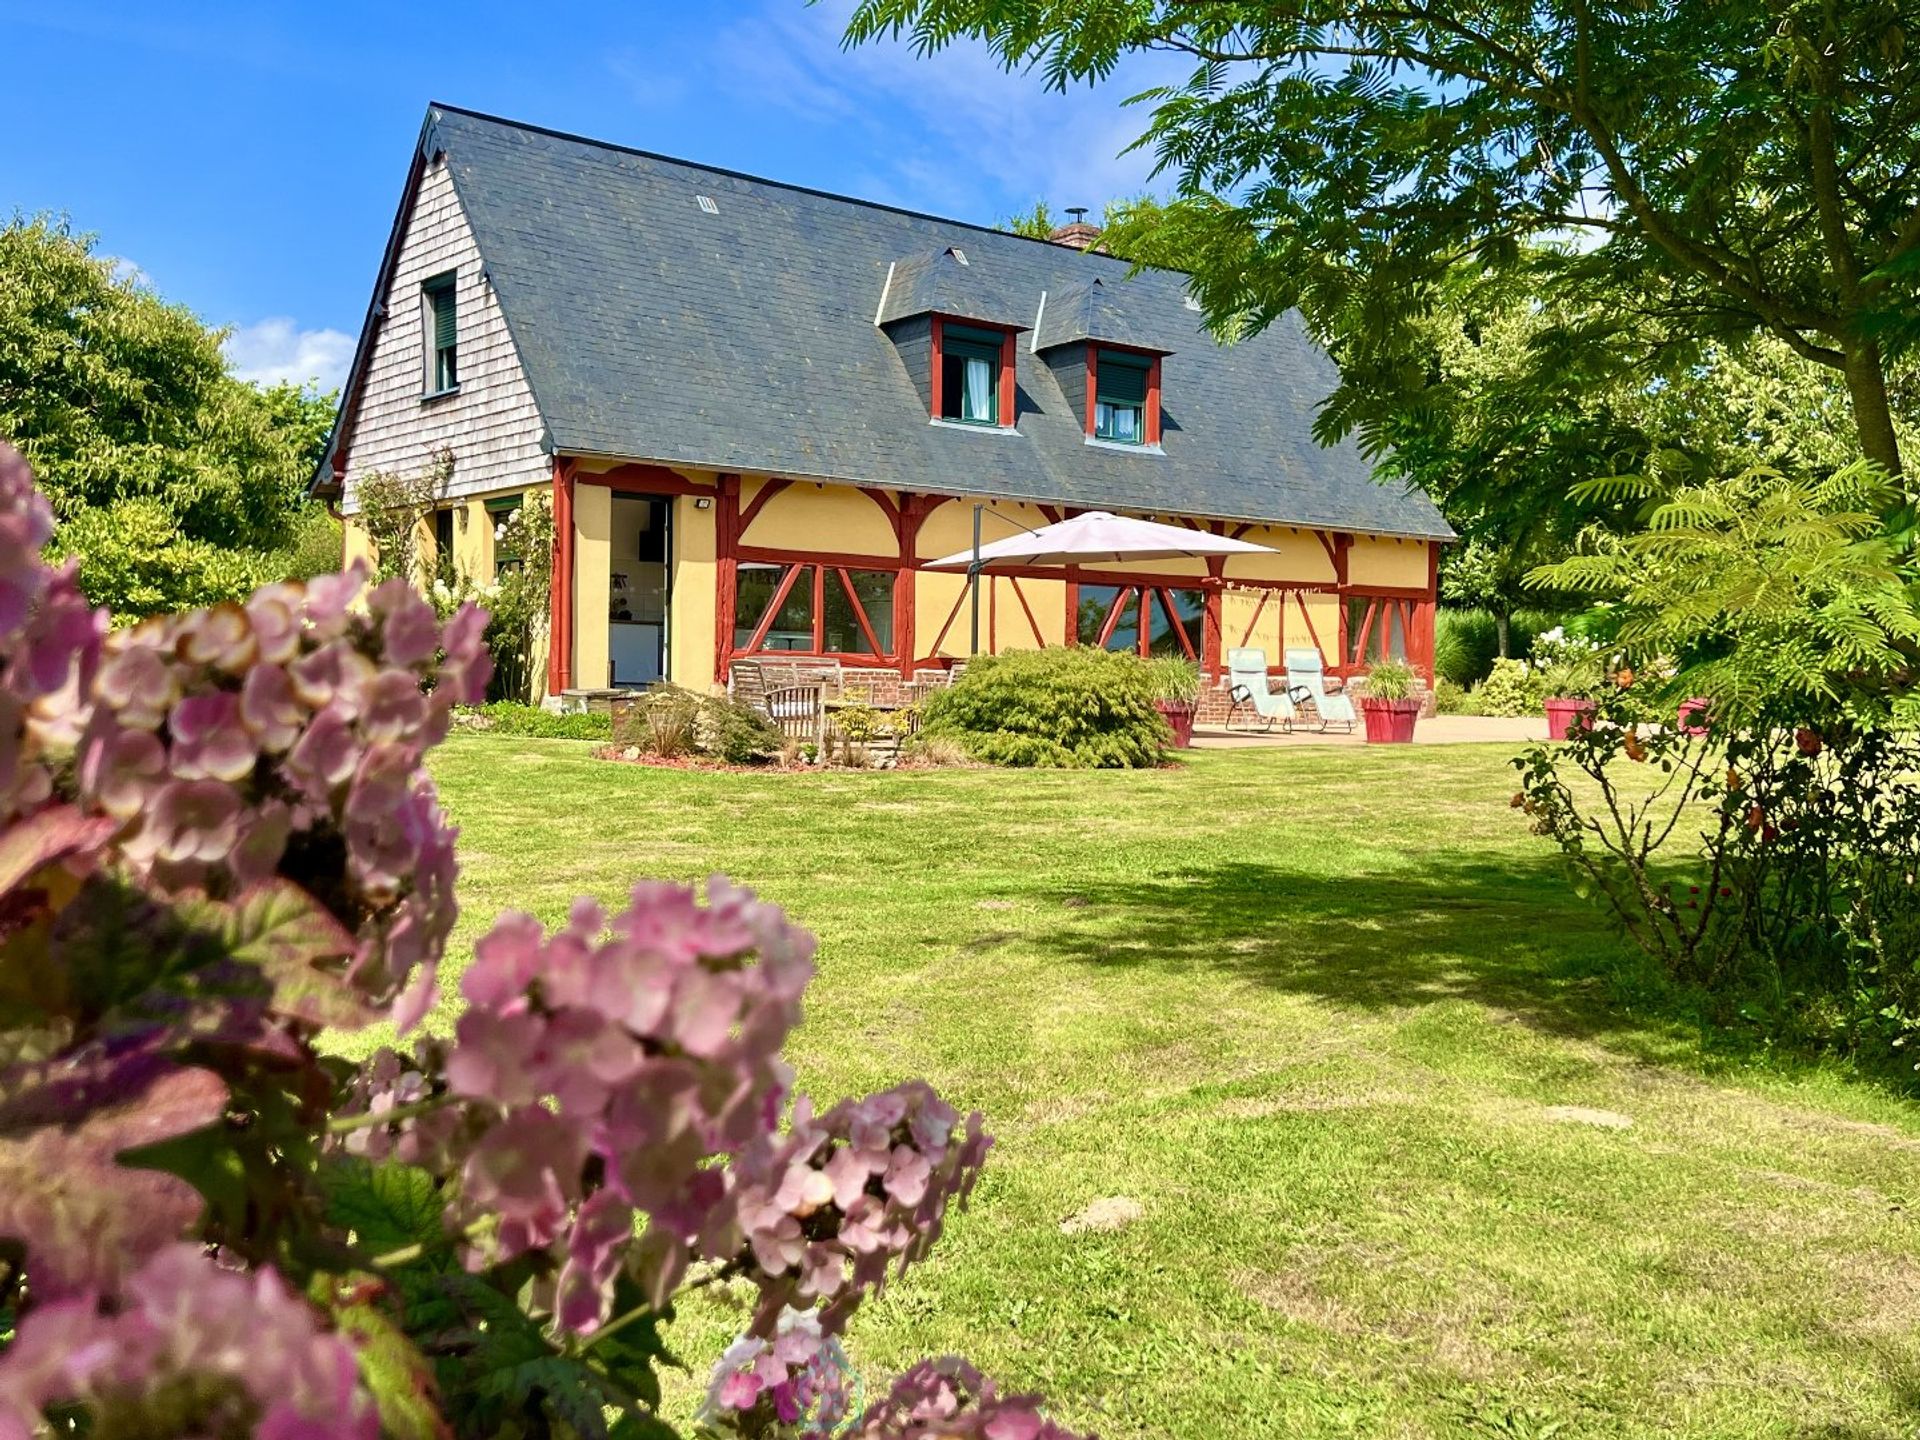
[924,511,1276,571]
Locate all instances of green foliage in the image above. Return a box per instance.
[457,703,610,741]
[1431,676,1477,716]
[0,216,337,610]
[918,647,1168,768]
[1144,655,1200,703]
[610,685,777,764]
[276,504,344,581]
[1433,607,1560,686]
[354,453,453,586]
[1364,659,1415,702]
[845,0,1920,472]
[1475,659,1543,718]
[1529,463,1920,725]
[1515,694,1920,1066]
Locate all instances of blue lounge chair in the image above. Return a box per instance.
[1224,647,1300,733]
[1284,648,1356,733]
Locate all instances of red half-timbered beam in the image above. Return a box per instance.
[742,562,807,655]
[1293,591,1326,659]
[1201,557,1225,675]
[547,457,576,696]
[1007,576,1043,646]
[1236,589,1270,648]
[925,582,970,658]
[835,568,887,658]
[714,475,741,684]
[929,319,945,420]
[581,463,718,497]
[736,478,792,538]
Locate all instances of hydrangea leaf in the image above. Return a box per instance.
[320,1157,447,1259]
[0,804,113,902]
[177,880,375,1030]
[328,1285,452,1440]
[0,1053,225,1298]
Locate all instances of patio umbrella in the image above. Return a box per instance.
[924,509,1278,654]
[924,510,1275,571]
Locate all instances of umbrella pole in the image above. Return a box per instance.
[968,502,982,656]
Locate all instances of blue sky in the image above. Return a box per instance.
[1,1,1179,392]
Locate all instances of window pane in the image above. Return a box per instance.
[824,570,895,656]
[1096,353,1149,405]
[940,333,1000,423]
[1147,589,1207,658]
[1075,585,1138,653]
[735,564,814,651]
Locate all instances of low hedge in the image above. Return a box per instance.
[918,648,1169,768]
[457,702,611,740]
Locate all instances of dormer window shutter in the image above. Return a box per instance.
[1100,356,1148,406]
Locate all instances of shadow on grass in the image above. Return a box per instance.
[1026,854,1789,1078]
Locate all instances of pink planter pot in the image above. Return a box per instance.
[1545,697,1597,740]
[1360,697,1420,744]
[1677,697,1712,735]
[1154,699,1197,748]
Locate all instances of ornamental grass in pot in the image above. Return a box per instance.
[1359,659,1422,743]
[1540,654,1606,739]
[1146,656,1201,748]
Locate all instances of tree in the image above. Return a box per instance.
[0,215,337,612]
[844,1,1920,475]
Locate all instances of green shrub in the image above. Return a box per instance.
[919,647,1169,768]
[1474,657,1544,717]
[1432,676,1480,715]
[611,685,777,763]
[460,702,610,740]
[1432,607,1561,687]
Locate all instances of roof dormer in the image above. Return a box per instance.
[877,248,1029,430]
[1033,279,1172,449]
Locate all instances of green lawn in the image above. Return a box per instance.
[414,736,1920,1439]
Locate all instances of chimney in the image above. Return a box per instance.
[1047,206,1102,251]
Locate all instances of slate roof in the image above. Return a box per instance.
[1030,277,1170,355]
[874,248,1030,332]
[325,105,1452,541]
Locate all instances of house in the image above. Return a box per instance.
[313,105,1453,708]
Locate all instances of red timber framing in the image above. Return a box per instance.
[543,465,1440,689]
[1084,344,1164,445]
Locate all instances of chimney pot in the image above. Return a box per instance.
[1047,207,1103,250]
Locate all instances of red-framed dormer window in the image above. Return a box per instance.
[931,317,1017,428]
[1085,345,1162,446]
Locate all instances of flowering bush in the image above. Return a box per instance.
[1514,686,1920,1064]
[0,444,1086,1439]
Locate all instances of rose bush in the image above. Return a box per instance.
[0,443,1087,1439]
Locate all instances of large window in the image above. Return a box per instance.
[733,563,896,656]
[1347,595,1410,665]
[423,272,458,395]
[1093,350,1150,444]
[939,323,1004,425]
[1076,584,1207,658]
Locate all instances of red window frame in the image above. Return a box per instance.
[930,316,1018,429]
[733,561,899,663]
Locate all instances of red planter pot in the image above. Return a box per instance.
[1677,697,1712,735]
[1360,697,1421,744]
[1154,699,1197,748]
[1545,697,1597,740]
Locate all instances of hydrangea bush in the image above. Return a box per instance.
[0,444,1088,1440]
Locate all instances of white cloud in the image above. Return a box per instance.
[223,317,354,391]
[613,0,1186,223]
[103,256,152,289]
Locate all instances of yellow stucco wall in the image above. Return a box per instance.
[741,480,897,557]
[913,497,1057,564]
[670,493,717,689]
[572,484,612,690]
[342,518,376,572]
[1348,535,1432,589]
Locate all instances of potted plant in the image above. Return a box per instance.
[1531,626,1607,739]
[1146,656,1201,748]
[1540,654,1605,739]
[1359,659,1422,743]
